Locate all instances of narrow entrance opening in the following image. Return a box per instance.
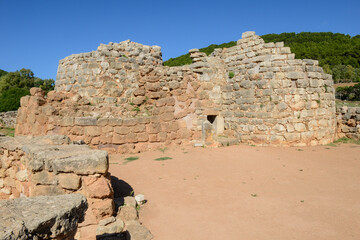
[207,115,217,124]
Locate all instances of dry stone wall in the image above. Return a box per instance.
[15,31,337,150]
[336,106,360,139]
[210,32,336,146]
[0,111,17,128]
[0,135,114,229]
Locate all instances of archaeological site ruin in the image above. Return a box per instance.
[3,31,360,239]
[14,31,338,152]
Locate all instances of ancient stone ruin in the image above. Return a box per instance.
[0,30,357,239]
[0,194,87,239]
[14,31,336,152]
[0,135,152,239]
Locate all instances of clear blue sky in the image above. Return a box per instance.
[1,0,359,80]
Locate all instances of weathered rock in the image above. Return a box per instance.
[125,221,153,240]
[0,194,87,240]
[117,205,138,222]
[96,216,124,236]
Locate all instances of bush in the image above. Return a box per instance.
[336,83,360,101]
[0,88,30,112]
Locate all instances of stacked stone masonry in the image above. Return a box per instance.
[15,31,337,151]
[336,106,360,139]
[0,135,114,230]
[0,111,17,128]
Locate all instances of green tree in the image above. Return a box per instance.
[0,88,30,112]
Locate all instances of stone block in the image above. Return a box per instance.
[31,171,57,185]
[82,176,113,199]
[294,123,307,132]
[15,170,28,182]
[89,198,114,220]
[108,118,123,126]
[286,72,304,79]
[75,117,97,126]
[51,150,108,175]
[58,173,81,190]
[96,216,124,236]
[0,194,87,240]
[137,133,149,142]
[148,123,161,134]
[59,117,74,127]
[84,126,101,137]
[31,185,65,197]
[118,205,138,222]
[126,221,153,240]
[114,126,130,135]
[242,31,256,39]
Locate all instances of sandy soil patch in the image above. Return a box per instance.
[109,144,360,240]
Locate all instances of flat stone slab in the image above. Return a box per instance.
[0,194,87,239]
[0,135,109,175]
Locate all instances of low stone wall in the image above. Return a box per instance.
[15,88,192,153]
[0,194,87,239]
[0,135,114,229]
[336,106,360,139]
[0,111,17,128]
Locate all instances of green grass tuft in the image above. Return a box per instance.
[123,156,139,164]
[334,137,360,145]
[154,157,172,161]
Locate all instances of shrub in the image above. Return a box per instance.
[336,83,360,101]
[0,88,30,112]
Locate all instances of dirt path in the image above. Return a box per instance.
[109,144,360,240]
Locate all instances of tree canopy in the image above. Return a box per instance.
[0,68,54,112]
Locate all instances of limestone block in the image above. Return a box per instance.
[84,126,101,137]
[31,171,57,185]
[137,133,149,142]
[242,31,256,39]
[15,170,28,182]
[75,117,97,126]
[123,118,138,126]
[294,123,307,132]
[58,173,81,190]
[118,205,138,222]
[96,216,124,236]
[108,118,123,126]
[126,221,153,240]
[59,117,74,127]
[31,185,65,197]
[0,194,87,240]
[51,150,108,175]
[126,132,138,143]
[113,134,125,144]
[286,72,305,79]
[30,87,45,97]
[114,126,130,135]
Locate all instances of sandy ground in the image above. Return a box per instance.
[109,144,360,240]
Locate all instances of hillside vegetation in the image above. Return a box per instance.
[0,69,54,112]
[164,32,360,84]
